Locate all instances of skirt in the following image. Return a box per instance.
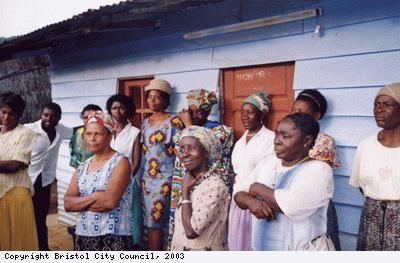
[0,187,38,250]
[227,201,252,251]
[75,234,134,251]
[357,197,400,250]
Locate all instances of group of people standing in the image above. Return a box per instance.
[1,81,399,251]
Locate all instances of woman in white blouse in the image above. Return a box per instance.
[106,94,142,247]
[228,90,275,251]
[235,113,333,250]
[350,83,400,250]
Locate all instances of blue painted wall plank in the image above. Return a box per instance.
[339,232,357,251]
[333,175,365,206]
[319,116,379,147]
[336,204,362,235]
[304,0,400,31]
[334,146,357,176]
[294,50,400,89]
[50,48,216,83]
[213,16,400,69]
[307,87,378,117]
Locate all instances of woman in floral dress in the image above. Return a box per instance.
[141,79,183,250]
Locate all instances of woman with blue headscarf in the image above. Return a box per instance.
[170,126,230,250]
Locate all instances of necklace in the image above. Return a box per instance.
[282,155,311,168]
[246,126,262,137]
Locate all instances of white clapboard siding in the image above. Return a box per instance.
[52,78,117,95]
[55,141,78,226]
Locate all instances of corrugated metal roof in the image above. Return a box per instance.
[0,0,224,54]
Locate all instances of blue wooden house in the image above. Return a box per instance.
[1,0,399,250]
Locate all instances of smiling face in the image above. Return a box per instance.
[274,118,310,165]
[241,103,262,132]
[188,105,210,126]
[41,107,61,131]
[84,122,112,153]
[179,136,209,173]
[374,95,400,130]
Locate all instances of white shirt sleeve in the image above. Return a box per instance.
[349,140,365,188]
[274,161,333,221]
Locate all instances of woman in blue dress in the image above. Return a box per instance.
[141,79,183,250]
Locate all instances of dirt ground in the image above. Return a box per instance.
[47,213,74,250]
[47,182,74,251]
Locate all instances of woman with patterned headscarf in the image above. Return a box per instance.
[350,83,400,250]
[228,90,275,251]
[64,111,134,251]
[170,126,230,250]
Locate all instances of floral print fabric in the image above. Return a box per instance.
[141,115,183,228]
[309,132,341,169]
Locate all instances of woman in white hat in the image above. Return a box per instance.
[141,79,184,250]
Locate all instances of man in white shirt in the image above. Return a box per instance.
[25,102,73,251]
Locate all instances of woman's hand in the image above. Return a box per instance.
[182,173,197,199]
[179,109,193,127]
[247,198,275,220]
[249,182,264,197]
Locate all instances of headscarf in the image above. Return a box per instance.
[86,110,115,133]
[187,89,218,111]
[180,125,216,157]
[376,83,400,104]
[244,90,271,114]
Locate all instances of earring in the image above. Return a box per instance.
[304,144,308,148]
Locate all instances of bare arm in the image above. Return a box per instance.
[180,174,199,239]
[130,133,141,176]
[0,160,28,173]
[179,109,193,127]
[64,171,96,212]
[87,157,132,212]
[249,182,282,213]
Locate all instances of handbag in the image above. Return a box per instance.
[300,234,336,251]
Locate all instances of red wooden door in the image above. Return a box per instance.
[223,62,295,140]
[118,77,153,128]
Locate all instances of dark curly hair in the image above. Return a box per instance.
[106,94,136,118]
[0,91,26,117]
